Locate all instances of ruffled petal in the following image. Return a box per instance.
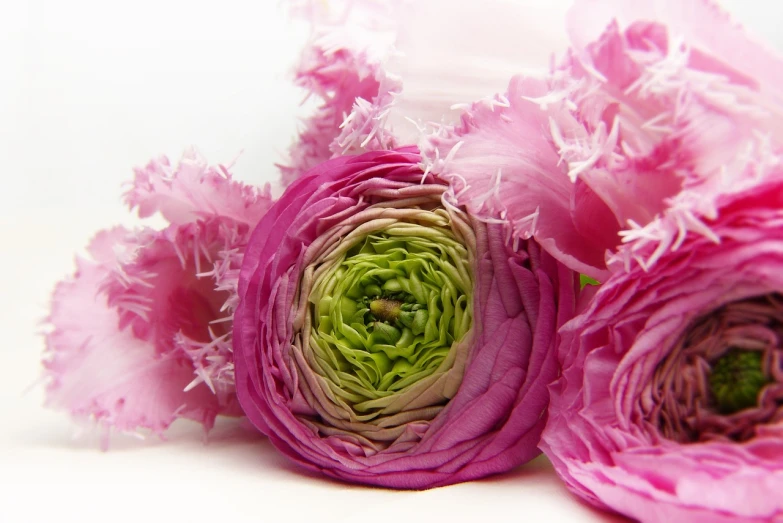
[45,151,267,441]
[235,148,579,488]
[567,0,783,110]
[541,173,783,521]
[280,0,397,182]
[126,148,272,227]
[281,0,571,183]
[420,0,783,276]
[365,0,571,145]
[44,229,225,442]
[557,0,783,269]
[101,220,249,403]
[423,76,617,279]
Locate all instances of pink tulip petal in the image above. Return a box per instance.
[45,151,272,440]
[44,229,225,441]
[423,76,618,280]
[126,148,272,227]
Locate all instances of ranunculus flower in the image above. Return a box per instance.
[44,150,272,443]
[540,170,783,521]
[234,147,578,488]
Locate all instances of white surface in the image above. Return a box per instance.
[2,1,780,522]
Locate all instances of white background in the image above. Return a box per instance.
[2,1,780,522]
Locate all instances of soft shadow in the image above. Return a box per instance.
[18,415,632,521]
[471,455,631,523]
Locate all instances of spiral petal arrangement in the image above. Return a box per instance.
[541,174,783,521]
[234,148,577,488]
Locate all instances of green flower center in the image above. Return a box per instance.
[645,293,783,443]
[708,349,770,414]
[307,218,473,414]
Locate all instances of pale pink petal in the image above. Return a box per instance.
[423,76,617,280]
[126,148,273,227]
[556,0,783,269]
[365,0,571,146]
[567,0,783,111]
[46,151,268,441]
[281,0,572,184]
[280,0,397,182]
[429,0,783,275]
[101,219,250,403]
[44,228,226,441]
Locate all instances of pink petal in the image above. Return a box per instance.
[280,0,397,183]
[126,148,272,227]
[44,228,224,441]
[423,76,617,279]
[558,0,783,269]
[567,0,783,109]
[45,151,268,441]
[102,220,248,403]
[281,0,572,184]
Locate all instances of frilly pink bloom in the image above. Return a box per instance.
[44,150,272,442]
[422,0,783,277]
[234,148,578,488]
[280,0,570,184]
[540,169,783,522]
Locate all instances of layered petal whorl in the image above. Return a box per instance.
[235,148,577,488]
[541,171,783,521]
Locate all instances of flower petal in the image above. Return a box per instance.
[44,228,224,441]
[126,148,272,226]
[541,173,783,521]
[235,148,579,488]
[558,0,783,269]
[423,76,618,279]
[281,0,572,183]
[568,0,783,109]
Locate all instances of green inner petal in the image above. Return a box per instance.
[307,223,473,411]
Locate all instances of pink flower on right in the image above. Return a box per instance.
[541,168,783,522]
[539,1,783,520]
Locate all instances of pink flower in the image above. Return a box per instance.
[44,150,272,443]
[540,169,783,521]
[280,0,570,183]
[234,148,578,488]
[422,0,783,277]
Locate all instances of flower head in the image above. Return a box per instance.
[44,150,272,443]
[234,148,578,488]
[541,168,783,521]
